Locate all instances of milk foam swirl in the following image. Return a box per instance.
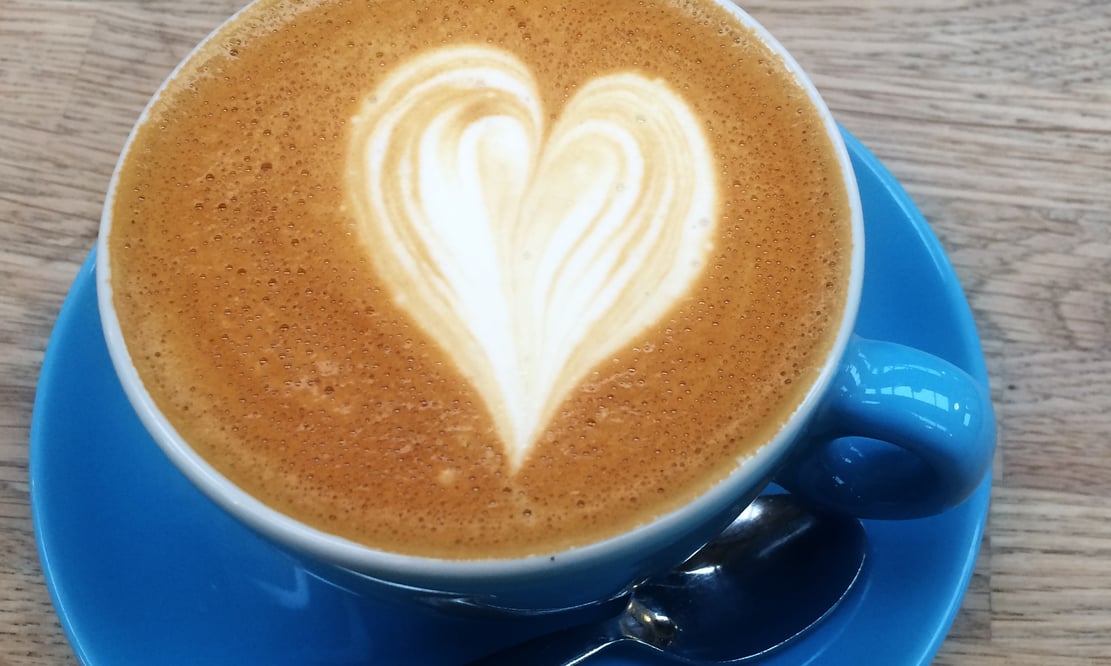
[347,45,716,469]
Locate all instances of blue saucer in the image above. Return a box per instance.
[31,130,991,665]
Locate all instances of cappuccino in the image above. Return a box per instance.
[108,0,851,558]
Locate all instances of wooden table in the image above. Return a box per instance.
[2,0,1108,663]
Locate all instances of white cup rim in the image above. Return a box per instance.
[95,0,864,593]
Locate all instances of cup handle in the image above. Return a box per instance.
[776,334,996,519]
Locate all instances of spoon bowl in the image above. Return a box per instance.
[469,494,866,665]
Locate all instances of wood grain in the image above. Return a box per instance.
[2,0,1109,663]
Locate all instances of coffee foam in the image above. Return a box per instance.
[109,0,851,558]
[346,45,716,469]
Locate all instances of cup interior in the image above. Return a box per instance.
[95,0,865,611]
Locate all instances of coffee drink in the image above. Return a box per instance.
[108,0,851,558]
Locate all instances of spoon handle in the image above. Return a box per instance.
[467,618,628,666]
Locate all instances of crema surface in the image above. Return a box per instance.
[109,0,852,558]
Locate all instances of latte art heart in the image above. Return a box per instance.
[347,45,717,469]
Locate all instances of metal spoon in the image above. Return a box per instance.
[469,494,866,665]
